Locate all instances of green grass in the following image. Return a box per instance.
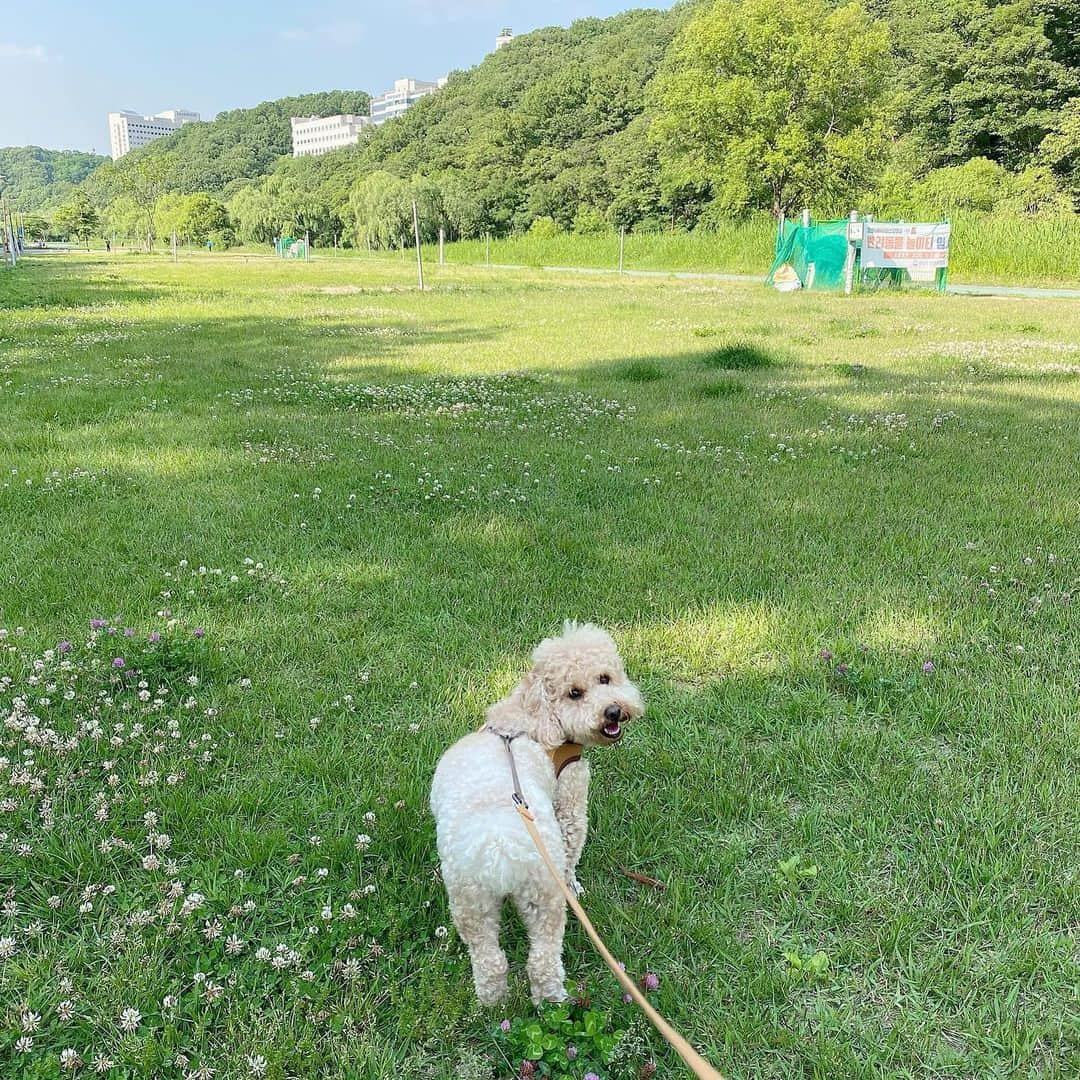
[431,212,1080,288]
[1,252,1078,1079]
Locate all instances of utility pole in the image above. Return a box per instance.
[412,201,425,291]
[618,227,625,274]
[172,231,178,263]
[439,226,445,266]
[485,232,490,266]
[304,230,310,261]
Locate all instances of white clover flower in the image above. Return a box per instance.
[248,1053,268,1076]
[119,1006,142,1033]
[0,935,17,958]
[355,834,371,851]
[16,1035,33,1053]
[60,1047,81,1069]
[142,853,161,871]
[22,1009,41,1032]
[435,925,448,939]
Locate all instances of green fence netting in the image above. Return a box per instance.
[766,219,849,291]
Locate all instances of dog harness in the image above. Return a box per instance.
[484,727,583,783]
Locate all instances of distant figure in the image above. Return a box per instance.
[105,238,111,253]
[206,240,213,251]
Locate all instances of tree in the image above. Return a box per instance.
[115,154,171,249]
[879,0,1077,170]
[349,171,413,249]
[22,214,50,243]
[155,192,230,244]
[52,192,100,248]
[651,0,893,218]
[1038,99,1080,204]
[228,184,278,245]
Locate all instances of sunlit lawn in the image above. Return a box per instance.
[0,252,1077,1079]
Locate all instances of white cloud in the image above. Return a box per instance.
[0,43,48,62]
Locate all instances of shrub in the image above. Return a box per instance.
[574,206,610,235]
[528,216,562,238]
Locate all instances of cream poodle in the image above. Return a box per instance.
[430,622,644,1006]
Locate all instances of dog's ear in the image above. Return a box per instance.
[485,670,562,747]
[520,670,562,748]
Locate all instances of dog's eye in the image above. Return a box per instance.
[568,687,584,700]
[598,674,611,685]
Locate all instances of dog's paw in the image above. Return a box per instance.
[531,985,569,1006]
[476,983,509,1008]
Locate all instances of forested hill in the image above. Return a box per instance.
[29,0,1080,244]
[344,9,682,231]
[0,147,108,212]
[80,91,371,201]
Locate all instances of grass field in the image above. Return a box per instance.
[434,213,1080,287]
[1,252,1078,1079]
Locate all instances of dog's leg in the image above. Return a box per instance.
[448,885,508,1006]
[514,883,568,1005]
[554,759,590,896]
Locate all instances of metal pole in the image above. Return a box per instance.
[172,231,177,263]
[485,232,490,266]
[843,210,858,296]
[412,200,424,292]
[305,230,310,261]
[618,226,625,274]
[439,226,445,266]
[801,208,811,229]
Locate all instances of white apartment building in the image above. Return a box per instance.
[291,114,373,157]
[369,77,446,126]
[496,27,514,50]
[108,108,199,159]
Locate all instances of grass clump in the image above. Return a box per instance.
[618,360,665,383]
[702,340,778,370]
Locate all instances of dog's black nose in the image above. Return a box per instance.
[603,703,623,723]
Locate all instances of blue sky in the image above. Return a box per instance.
[3,0,675,154]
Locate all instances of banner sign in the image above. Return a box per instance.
[861,222,950,273]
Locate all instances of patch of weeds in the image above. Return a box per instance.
[782,950,831,982]
[826,318,880,339]
[838,362,869,378]
[698,378,744,399]
[692,325,720,338]
[618,360,664,383]
[775,854,819,891]
[494,979,660,1080]
[702,341,778,371]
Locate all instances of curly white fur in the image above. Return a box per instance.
[430,622,643,1005]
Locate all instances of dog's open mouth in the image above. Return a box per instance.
[599,720,623,742]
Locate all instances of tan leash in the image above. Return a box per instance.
[500,734,726,1080]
